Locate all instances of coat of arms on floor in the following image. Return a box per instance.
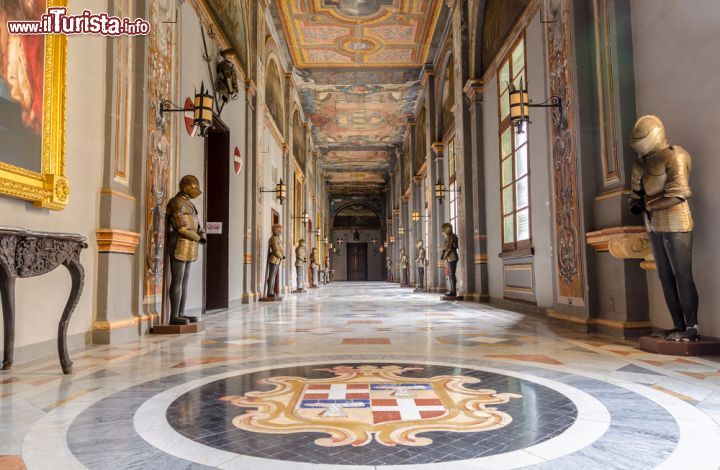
[220,365,522,447]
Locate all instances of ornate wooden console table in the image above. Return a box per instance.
[0,226,87,374]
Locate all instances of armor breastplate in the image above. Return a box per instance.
[168,195,201,262]
[636,147,693,232]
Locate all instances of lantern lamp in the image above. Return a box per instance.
[390,236,396,243]
[261,179,287,205]
[292,211,309,226]
[398,227,405,236]
[160,82,215,137]
[509,78,561,134]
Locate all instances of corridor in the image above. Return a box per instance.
[3,283,720,469]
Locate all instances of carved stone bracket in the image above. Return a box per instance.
[586,226,656,270]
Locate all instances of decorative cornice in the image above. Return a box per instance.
[96,229,141,254]
[100,188,136,202]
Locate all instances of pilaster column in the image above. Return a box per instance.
[242,80,258,303]
[464,79,489,301]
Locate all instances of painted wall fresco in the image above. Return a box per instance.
[546,0,584,302]
[275,0,443,68]
[144,0,176,315]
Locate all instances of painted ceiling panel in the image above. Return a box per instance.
[276,0,442,68]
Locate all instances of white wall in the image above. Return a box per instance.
[630,0,720,335]
[179,3,247,309]
[0,0,107,352]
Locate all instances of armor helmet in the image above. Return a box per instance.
[441,223,453,235]
[298,239,306,246]
[272,224,283,235]
[631,115,668,156]
[179,175,202,199]
[416,239,424,248]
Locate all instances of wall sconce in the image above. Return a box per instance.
[379,246,384,253]
[383,241,388,248]
[435,179,460,204]
[160,82,214,137]
[315,228,322,239]
[390,236,396,243]
[411,211,428,222]
[323,237,329,245]
[292,211,309,226]
[509,79,561,134]
[398,227,405,236]
[261,179,287,205]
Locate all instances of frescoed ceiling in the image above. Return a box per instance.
[275,0,443,68]
[268,0,448,195]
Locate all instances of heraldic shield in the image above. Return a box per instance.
[220,365,522,447]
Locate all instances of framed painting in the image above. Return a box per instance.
[0,0,68,210]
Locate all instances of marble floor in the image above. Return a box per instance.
[3,283,720,469]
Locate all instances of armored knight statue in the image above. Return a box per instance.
[310,247,319,288]
[399,248,409,286]
[386,256,393,282]
[629,115,699,342]
[294,239,307,292]
[414,239,426,291]
[264,224,285,299]
[441,223,459,298]
[324,255,332,284]
[166,175,206,325]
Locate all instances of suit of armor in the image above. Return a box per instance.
[295,241,307,290]
[399,249,409,286]
[265,225,285,298]
[166,176,206,325]
[441,223,459,297]
[415,240,426,290]
[629,115,698,341]
[310,248,319,287]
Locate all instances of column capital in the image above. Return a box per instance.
[431,141,443,157]
[463,79,484,104]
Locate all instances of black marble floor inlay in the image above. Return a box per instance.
[166,363,578,465]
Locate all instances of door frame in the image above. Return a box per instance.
[202,117,230,313]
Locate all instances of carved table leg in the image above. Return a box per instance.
[1,272,15,371]
[58,260,84,374]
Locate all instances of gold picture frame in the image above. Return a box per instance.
[0,0,68,210]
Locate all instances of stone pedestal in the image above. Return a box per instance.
[260,296,283,302]
[639,336,720,356]
[292,288,306,294]
[441,295,464,301]
[152,322,204,335]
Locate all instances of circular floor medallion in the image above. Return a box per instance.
[166,363,577,466]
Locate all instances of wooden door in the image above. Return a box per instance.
[347,243,367,281]
[204,119,230,311]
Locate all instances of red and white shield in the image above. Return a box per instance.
[184,97,196,136]
[234,147,243,175]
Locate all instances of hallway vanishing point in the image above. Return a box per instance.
[3,283,720,469]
